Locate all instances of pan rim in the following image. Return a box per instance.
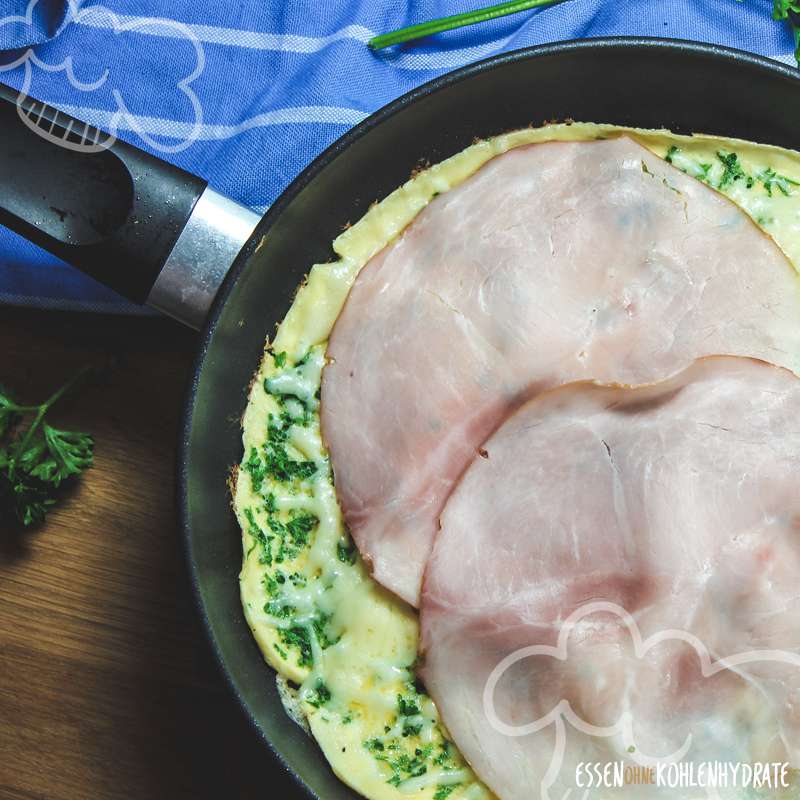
[178,35,800,800]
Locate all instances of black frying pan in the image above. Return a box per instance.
[2,37,799,800]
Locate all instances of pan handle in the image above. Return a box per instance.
[0,84,260,329]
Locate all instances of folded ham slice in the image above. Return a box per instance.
[322,136,800,606]
[419,357,800,800]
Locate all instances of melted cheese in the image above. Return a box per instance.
[234,122,800,800]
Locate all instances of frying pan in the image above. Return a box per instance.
[2,37,799,800]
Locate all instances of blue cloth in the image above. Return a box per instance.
[0,0,796,314]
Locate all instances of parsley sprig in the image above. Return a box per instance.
[0,367,94,527]
[774,0,800,64]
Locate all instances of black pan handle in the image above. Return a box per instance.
[0,84,260,329]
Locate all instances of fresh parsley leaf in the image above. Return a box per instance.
[0,368,94,528]
[773,0,800,64]
[29,423,94,487]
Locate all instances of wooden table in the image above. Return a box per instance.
[0,307,303,800]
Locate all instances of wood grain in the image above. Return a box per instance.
[0,306,302,800]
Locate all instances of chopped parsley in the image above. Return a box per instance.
[365,735,435,787]
[665,146,799,199]
[272,350,288,368]
[402,720,423,738]
[337,539,357,565]
[244,447,267,494]
[757,167,800,197]
[361,685,463,787]
[273,643,288,660]
[276,612,339,668]
[716,151,753,189]
[305,679,332,708]
[263,350,319,427]
[286,511,318,546]
[266,508,319,563]
[244,506,273,565]
[397,693,422,718]
[264,571,285,597]
[279,625,314,668]
[434,785,459,800]
[397,688,425,737]
[288,571,307,588]
[263,413,317,483]
[265,600,295,618]
[387,746,433,787]
[434,741,453,766]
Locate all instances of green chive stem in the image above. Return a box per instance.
[368,0,569,51]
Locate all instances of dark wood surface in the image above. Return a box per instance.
[0,306,298,800]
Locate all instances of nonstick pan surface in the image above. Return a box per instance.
[179,38,800,800]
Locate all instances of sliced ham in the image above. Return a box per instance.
[419,357,800,800]
[322,136,800,606]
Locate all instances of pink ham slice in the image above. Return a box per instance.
[322,136,800,606]
[420,357,800,800]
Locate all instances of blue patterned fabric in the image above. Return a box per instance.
[0,0,795,314]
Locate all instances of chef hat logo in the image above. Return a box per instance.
[0,0,204,154]
[482,600,800,800]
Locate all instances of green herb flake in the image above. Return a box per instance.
[306,679,332,708]
[273,643,288,660]
[337,540,357,565]
[265,600,295,618]
[272,351,288,368]
[397,693,421,718]
[757,166,800,197]
[286,511,319,547]
[244,507,273,566]
[716,151,749,189]
[244,447,267,494]
[263,413,317,484]
[433,741,453,767]
[288,571,307,588]
[279,625,314,668]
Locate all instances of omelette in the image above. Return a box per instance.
[233,123,800,800]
